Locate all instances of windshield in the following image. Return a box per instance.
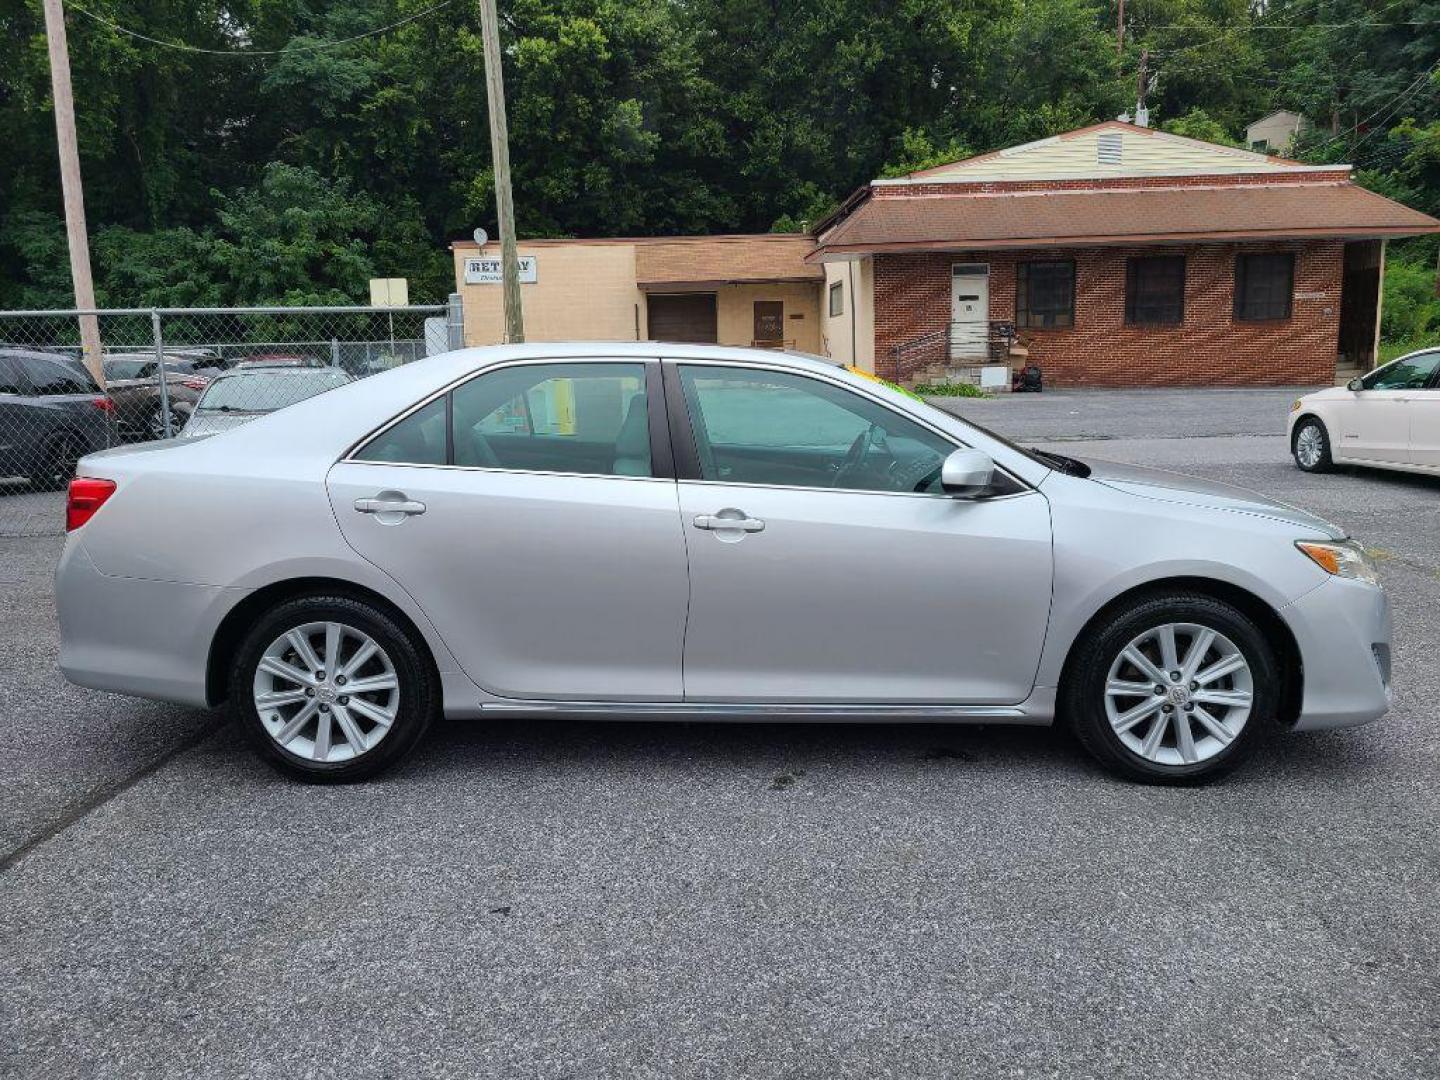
[198,370,348,412]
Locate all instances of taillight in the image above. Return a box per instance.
[66,477,116,532]
[181,377,208,390]
[93,396,117,414]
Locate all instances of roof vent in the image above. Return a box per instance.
[1098,132,1123,165]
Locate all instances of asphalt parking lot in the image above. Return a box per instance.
[3,387,1439,1079]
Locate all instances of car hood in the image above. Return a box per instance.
[181,411,262,438]
[1298,386,1354,403]
[1076,457,1346,539]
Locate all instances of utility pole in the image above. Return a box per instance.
[477,0,524,343]
[41,0,104,387]
[1135,47,1150,126]
[1116,0,1125,54]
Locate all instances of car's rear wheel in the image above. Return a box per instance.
[1063,593,1279,784]
[1292,418,1333,473]
[230,595,436,782]
[29,432,79,491]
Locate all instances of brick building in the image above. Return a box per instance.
[812,121,1440,387]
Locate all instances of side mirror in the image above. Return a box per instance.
[941,447,996,498]
[1347,377,1364,392]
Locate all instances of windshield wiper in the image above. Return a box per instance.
[1031,449,1092,478]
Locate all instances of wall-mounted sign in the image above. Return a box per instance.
[464,255,538,285]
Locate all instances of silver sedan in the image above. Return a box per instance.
[56,344,1392,783]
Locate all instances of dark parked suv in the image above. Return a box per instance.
[0,349,119,489]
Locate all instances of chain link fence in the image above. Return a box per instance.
[0,301,462,537]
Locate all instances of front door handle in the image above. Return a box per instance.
[692,509,765,533]
[354,493,426,516]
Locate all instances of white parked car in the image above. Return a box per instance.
[1289,348,1440,475]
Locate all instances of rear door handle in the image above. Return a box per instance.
[354,495,426,516]
[692,511,765,532]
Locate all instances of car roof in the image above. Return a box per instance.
[0,347,85,364]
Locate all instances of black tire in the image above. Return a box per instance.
[29,432,79,491]
[229,594,437,783]
[1292,417,1334,473]
[1062,592,1280,785]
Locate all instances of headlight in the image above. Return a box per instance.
[1296,539,1380,585]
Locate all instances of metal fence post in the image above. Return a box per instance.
[151,309,174,438]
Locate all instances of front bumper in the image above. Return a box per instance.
[56,537,247,708]
[1284,576,1392,731]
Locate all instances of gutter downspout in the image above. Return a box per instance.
[848,259,858,368]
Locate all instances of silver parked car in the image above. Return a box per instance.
[181,366,352,438]
[57,344,1391,784]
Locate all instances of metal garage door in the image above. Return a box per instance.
[647,293,718,343]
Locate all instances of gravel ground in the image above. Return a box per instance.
[3,390,1438,1079]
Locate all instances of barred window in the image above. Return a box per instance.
[1125,256,1186,325]
[1234,253,1294,321]
[1016,260,1075,329]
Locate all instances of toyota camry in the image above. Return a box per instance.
[56,344,1392,784]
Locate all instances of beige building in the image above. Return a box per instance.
[1246,110,1308,155]
[452,234,825,355]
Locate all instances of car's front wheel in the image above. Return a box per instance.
[1292,417,1333,473]
[230,594,437,782]
[1063,593,1279,784]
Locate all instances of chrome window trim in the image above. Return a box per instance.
[665,355,1035,495]
[341,356,659,478]
[676,476,1035,503]
[338,459,675,485]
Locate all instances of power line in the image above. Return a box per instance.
[1148,1,1426,57]
[66,0,458,58]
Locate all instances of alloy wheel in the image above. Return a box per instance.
[1295,424,1324,469]
[1103,622,1253,767]
[252,621,400,763]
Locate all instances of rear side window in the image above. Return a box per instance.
[354,362,652,478]
[357,398,448,465]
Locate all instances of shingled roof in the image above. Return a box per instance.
[633,234,820,288]
[812,182,1440,256]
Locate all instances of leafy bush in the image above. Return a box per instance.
[1380,257,1440,351]
[914,382,993,398]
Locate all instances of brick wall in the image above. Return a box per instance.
[872,240,1345,387]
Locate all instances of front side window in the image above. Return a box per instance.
[678,365,955,494]
[1363,351,1440,391]
[356,362,652,478]
[1125,256,1185,325]
[1234,253,1294,321]
[1016,260,1075,329]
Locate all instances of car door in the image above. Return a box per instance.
[1402,351,1440,468]
[1338,352,1439,464]
[668,361,1054,705]
[327,359,690,702]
